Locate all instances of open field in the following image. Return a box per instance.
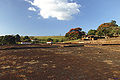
[0,44,120,80]
[32,36,65,40]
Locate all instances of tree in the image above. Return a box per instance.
[102,28,109,36]
[15,34,21,42]
[0,36,4,45]
[2,35,16,45]
[47,38,53,41]
[65,33,69,37]
[23,36,31,42]
[81,31,86,36]
[87,29,97,35]
[96,30,104,37]
[0,36,4,42]
[111,20,118,26]
[109,27,120,36]
[96,20,120,37]
[65,27,85,40]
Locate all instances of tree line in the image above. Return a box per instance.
[0,34,31,45]
[0,35,67,45]
[87,20,120,37]
[65,20,120,40]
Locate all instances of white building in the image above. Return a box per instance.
[21,42,32,44]
[47,41,53,44]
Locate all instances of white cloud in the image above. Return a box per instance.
[25,0,80,20]
[28,7,36,11]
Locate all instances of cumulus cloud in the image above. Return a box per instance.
[28,7,36,11]
[25,0,80,20]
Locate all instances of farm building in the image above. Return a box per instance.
[82,35,105,40]
[82,35,97,40]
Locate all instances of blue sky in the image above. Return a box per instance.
[0,0,120,36]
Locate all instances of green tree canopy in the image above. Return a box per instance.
[2,35,16,45]
[23,36,31,42]
[47,38,53,41]
[96,30,104,36]
[15,34,21,42]
[111,20,118,26]
[87,29,97,35]
[96,20,120,37]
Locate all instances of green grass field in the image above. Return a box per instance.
[30,36,67,43]
[32,36,65,40]
[30,36,82,43]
